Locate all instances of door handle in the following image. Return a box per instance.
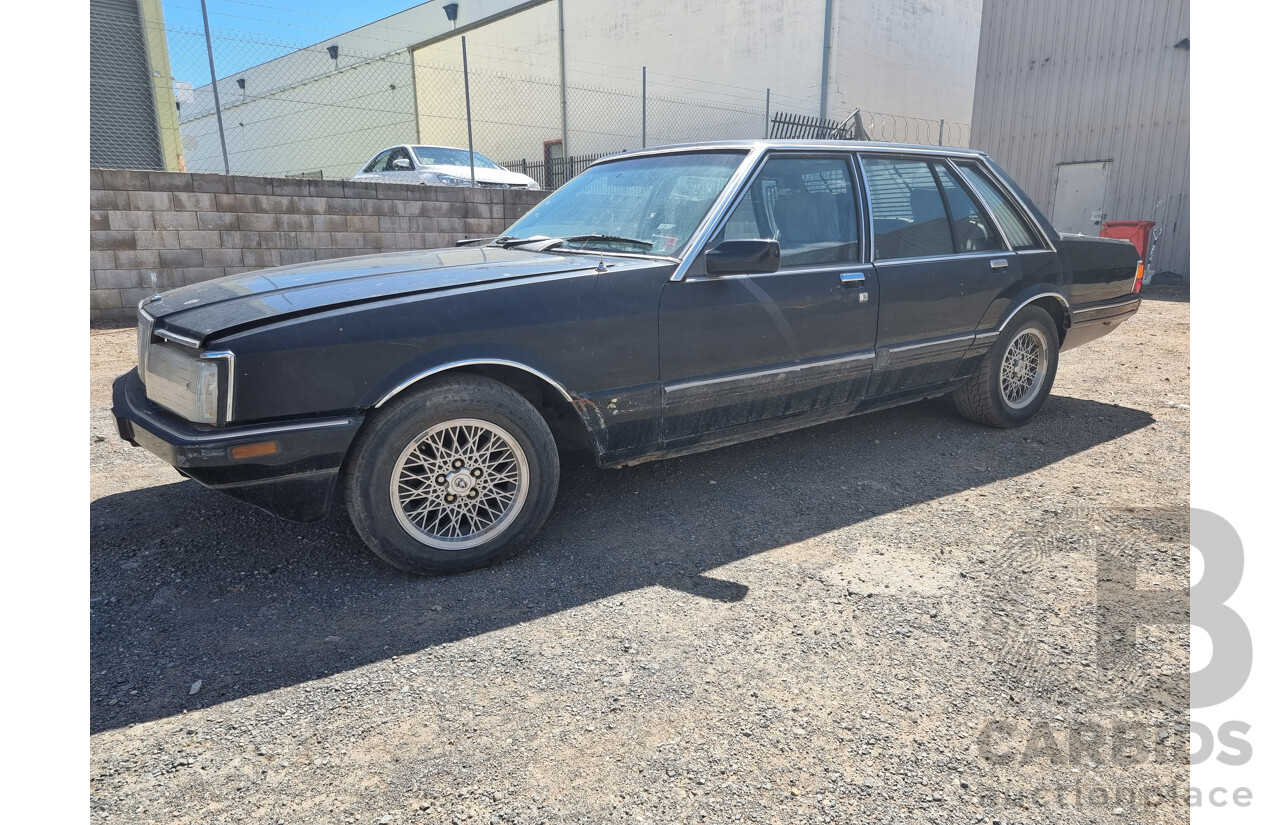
[990,259,1009,270]
[840,272,867,287]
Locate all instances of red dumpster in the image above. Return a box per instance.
[1101,220,1156,293]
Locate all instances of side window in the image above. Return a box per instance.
[932,162,1003,253]
[863,157,952,261]
[954,162,1042,250]
[717,156,859,267]
[363,150,391,174]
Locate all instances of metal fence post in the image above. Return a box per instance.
[461,37,476,186]
[199,0,230,175]
[557,0,569,163]
[641,66,647,149]
[938,118,945,146]
[765,88,771,138]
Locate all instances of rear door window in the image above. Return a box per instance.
[862,157,953,261]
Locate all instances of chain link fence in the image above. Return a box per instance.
[91,7,970,190]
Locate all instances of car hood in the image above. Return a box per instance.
[143,246,617,343]
[423,163,534,187]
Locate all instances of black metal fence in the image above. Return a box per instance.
[501,151,625,191]
[770,109,971,147]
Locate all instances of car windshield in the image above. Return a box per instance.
[500,151,747,256]
[412,146,505,170]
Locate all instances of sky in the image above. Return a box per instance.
[160,0,423,86]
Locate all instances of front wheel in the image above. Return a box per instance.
[953,306,1059,428]
[343,375,560,575]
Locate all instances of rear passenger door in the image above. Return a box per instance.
[859,154,1021,398]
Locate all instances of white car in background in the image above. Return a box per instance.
[353,145,540,189]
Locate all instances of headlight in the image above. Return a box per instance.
[143,342,223,425]
[430,173,471,186]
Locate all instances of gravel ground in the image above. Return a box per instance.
[90,288,1190,824]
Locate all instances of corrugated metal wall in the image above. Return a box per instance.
[970,0,1189,279]
[91,0,165,171]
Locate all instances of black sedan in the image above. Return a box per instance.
[114,141,1142,574]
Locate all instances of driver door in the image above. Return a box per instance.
[658,153,879,448]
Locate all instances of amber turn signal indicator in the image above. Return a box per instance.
[1132,261,1145,294]
[229,441,279,459]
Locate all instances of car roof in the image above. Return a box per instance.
[601,139,988,160]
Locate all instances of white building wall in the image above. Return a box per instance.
[829,0,982,126]
[181,53,417,178]
[413,0,982,163]
[181,0,984,180]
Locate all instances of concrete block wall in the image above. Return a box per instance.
[90,169,548,325]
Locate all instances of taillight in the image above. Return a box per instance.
[1132,261,1145,294]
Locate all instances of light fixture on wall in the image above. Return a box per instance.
[236,78,245,90]
[443,3,459,29]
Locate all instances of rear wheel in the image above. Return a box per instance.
[343,375,560,574]
[953,306,1059,428]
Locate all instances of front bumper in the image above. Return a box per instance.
[112,370,365,521]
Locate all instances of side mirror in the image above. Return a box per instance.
[704,239,781,276]
[392,158,413,170]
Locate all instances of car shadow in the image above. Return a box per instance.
[90,394,1153,733]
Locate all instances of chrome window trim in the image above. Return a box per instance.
[201,350,236,423]
[683,262,871,283]
[854,153,877,262]
[941,157,1014,252]
[374,359,576,409]
[664,350,874,393]
[871,250,1016,267]
[603,140,987,165]
[670,146,767,282]
[999,293,1071,331]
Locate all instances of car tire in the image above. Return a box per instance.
[343,374,560,575]
[953,306,1059,428]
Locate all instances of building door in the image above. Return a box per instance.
[1052,161,1109,235]
[543,140,565,189]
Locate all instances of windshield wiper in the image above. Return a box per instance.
[550,234,654,250]
[496,234,655,252]
[496,236,551,249]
